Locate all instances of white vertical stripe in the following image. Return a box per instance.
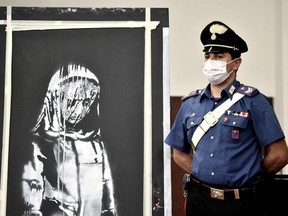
[143,7,153,216]
[0,6,13,216]
[162,27,172,216]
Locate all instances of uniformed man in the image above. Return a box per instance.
[165,21,288,216]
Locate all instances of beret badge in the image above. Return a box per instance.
[209,24,228,40]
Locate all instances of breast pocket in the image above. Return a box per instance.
[220,115,249,142]
[185,115,203,141]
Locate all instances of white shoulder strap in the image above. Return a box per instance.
[191,92,245,151]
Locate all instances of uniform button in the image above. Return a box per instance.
[191,113,196,116]
[211,172,215,176]
[210,153,214,157]
[233,121,237,125]
[214,102,218,105]
[210,136,214,140]
[191,122,194,125]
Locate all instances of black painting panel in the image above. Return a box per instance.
[0,5,7,183]
[151,8,169,215]
[0,7,6,19]
[8,27,145,216]
[12,7,145,21]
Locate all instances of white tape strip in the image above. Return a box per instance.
[0,20,159,31]
[162,27,172,216]
[0,6,13,216]
[143,7,153,216]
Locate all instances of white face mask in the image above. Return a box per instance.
[202,59,236,85]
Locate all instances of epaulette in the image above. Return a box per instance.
[181,89,203,101]
[237,84,258,96]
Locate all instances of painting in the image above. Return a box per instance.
[0,7,170,216]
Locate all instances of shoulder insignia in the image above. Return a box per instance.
[237,84,258,96]
[181,89,203,101]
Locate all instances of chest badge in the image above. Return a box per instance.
[231,130,240,140]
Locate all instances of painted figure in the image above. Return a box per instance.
[22,63,117,216]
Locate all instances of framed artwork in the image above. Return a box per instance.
[0,7,171,216]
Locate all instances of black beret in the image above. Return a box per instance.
[200,21,248,54]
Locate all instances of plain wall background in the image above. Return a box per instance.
[0,0,287,172]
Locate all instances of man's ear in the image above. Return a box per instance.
[234,58,242,70]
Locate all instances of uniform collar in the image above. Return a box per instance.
[224,80,240,99]
[200,79,240,101]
